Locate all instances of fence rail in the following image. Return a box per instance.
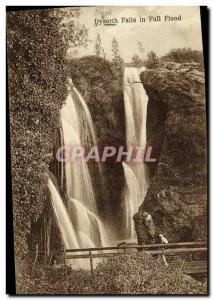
[65,241,207,253]
[27,241,207,255]
[65,247,207,260]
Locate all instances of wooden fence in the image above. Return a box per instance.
[64,241,207,278]
[30,241,207,278]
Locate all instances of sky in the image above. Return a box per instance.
[69,6,203,62]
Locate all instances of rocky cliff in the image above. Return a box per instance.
[141,61,207,242]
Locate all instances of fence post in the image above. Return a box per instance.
[89,251,94,280]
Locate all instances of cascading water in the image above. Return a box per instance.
[122,162,141,238]
[48,69,149,257]
[48,177,79,249]
[122,67,150,239]
[68,197,108,248]
[48,79,108,256]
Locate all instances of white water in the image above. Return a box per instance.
[68,197,108,248]
[48,69,149,259]
[122,162,141,238]
[48,79,108,259]
[71,82,98,148]
[48,177,79,249]
[71,80,103,177]
[123,67,150,239]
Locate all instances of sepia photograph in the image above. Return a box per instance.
[6,6,208,295]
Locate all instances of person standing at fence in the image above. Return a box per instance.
[133,209,156,245]
[143,212,156,243]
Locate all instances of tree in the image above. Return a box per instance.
[94,34,105,58]
[94,7,112,19]
[131,42,144,67]
[131,54,143,67]
[59,8,88,59]
[146,51,160,69]
[111,37,123,68]
[138,41,144,54]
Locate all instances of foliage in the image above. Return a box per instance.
[146,51,160,69]
[59,8,88,59]
[92,253,207,294]
[161,48,203,64]
[7,8,73,257]
[17,253,207,295]
[131,42,144,67]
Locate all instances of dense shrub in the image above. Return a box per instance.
[161,48,203,64]
[7,8,68,258]
[7,9,67,262]
[92,253,207,294]
[17,253,207,295]
[145,51,160,69]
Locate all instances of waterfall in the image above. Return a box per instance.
[48,79,108,255]
[122,162,140,238]
[122,67,150,239]
[48,177,79,249]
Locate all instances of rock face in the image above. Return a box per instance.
[140,61,207,242]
